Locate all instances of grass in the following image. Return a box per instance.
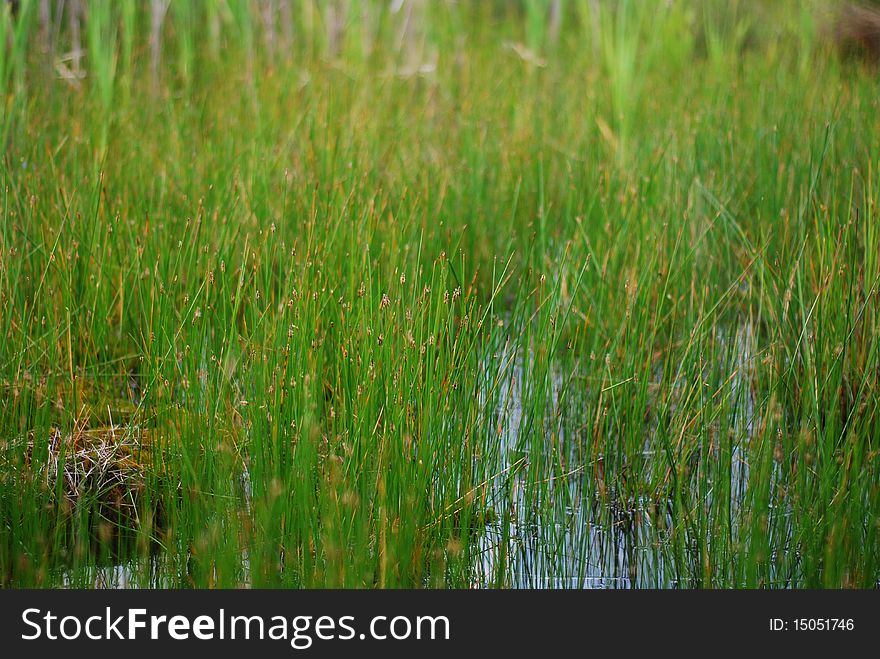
[0,0,879,589]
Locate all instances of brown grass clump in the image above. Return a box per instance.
[834,3,880,62]
[7,425,158,537]
[41,426,150,515]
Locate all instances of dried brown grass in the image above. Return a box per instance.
[834,3,880,62]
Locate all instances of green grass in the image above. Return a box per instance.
[1,0,879,588]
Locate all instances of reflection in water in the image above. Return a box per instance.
[475,324,758,588]
[62,325,761,589]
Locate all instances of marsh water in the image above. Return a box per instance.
[55,324,768,589]
[475,323,758,588]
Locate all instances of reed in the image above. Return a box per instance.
[0,0,877,589]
